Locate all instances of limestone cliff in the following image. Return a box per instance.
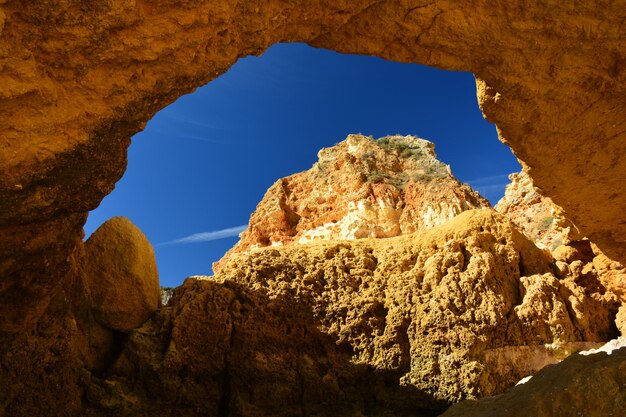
[495,171,579,252]
[0,208,620,414]
[496,170,626,334]
[1,1,625,415]
[215,134,489,272]
[1,0,625,336]
[92,210,617,416]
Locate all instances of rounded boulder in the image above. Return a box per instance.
[83,216,160,332]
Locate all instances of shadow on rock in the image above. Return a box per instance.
[87,278,445,417]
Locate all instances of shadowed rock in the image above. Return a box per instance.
[440,347,626,417]
[82,216,160,332]
[89,210,617,415]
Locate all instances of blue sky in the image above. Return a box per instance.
[84,43,521,287]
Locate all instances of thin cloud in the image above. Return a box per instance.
[149,129,226,144]
[160,112,222,130]
[466,173,512,186]
[157,225,247,246]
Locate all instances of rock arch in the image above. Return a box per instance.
[0,0,624,331]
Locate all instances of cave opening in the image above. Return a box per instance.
[84,42,521,288]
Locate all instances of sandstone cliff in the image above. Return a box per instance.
[496,170,626,334]
[83,210,617,416]
[1,1,625,415]
[0,195,620,415]
[215,134,489,272]
[495,171,579,252]
[1,0,624,338]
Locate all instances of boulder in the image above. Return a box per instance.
[82,217,160,332]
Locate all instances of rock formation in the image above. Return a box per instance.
[161,287,174,305]
[496,170,626,335]
[0,0,624,334]
[440,344,626,417]
[81,216,160,332]
[0,1,625,416]
[495,171,579,252]
[215,134,489,272]
[0,216,162,415]
[81,209,616,416]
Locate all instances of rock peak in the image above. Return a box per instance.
[214,134,489,272]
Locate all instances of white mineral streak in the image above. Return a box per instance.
[298,199,403,243]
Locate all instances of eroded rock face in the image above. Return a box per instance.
[85,209,617,416]
[215,134,489,272]
[496,171,626,334]
[440,347,626,417]
[0,0,624,332]
[81,216,160,332]
[495,171,579,252]
[0,216,162,415]
[1,1,625,415]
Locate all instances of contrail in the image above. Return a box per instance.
[148,129,226,144]
[157,225,247,246]
[160,111,222,130]
[465,173,512,185]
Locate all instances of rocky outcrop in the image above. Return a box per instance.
[0,216,162,415]
[551,241,626,315]
[81,216,160,332]
[161,287,174,306]
[0,0,624,333]
[215,134,488,271]
[496,171,626,335]
[440,345,626,417]
[1,1,624,415]
[495,171,579,252]
[82,209,617,416]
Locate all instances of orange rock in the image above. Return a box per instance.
[103,210,617,414]
[214,134,489,272]
[82,217,160,332]
[1,0,625,334]
[495,170,579,252]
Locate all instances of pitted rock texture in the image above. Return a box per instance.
[591,243,626,304]
[439,347,626,417]
[495,170,579,252]
[550,241,626,320]
[1,0,625,331]
[495,171,626,328]
[83,210,617,416]
[81,216,160,332]
[215,134,489,272]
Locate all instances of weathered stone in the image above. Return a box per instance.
[495,170,579,252]
[496,171,625,337]
[553,245,580,263]
[95,209,616,415]
[82,216,160,332]
[440,347,626,417]
[0,1,624,415]
[616,306,626,336]
[215,134,489,272]
[0,0,624,332]
[160,287,174,306]
[592,243,626,302]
